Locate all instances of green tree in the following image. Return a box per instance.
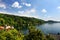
[24,26,45,40]
[0,29,24,40]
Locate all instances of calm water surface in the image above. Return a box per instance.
[37,23,60,34]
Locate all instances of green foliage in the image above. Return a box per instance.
[0,13,45,31]
[46,35,55,40]
[24,28,44,40]
[24,27,55,40]
[0,29,24,40]
[0,27,55,40]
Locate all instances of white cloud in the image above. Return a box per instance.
[0,3,6,9]
[18,11,24,14]
[0,8,38,18]
[12,1,22,8]
[17,8,39,18]
[30,9,36,13]
[25,9,36,14]
[18,8,36,14]
[0,0,6,9]
[23,3,31,7]
[57,6,60,9]
[41,9,47,13]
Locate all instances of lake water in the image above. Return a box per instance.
[37,23,60,34]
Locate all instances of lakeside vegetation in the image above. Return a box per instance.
[0,13,55,40]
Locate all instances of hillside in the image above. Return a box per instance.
[46,20,60,23]
[0,13,45,31]
[0,13,55,40]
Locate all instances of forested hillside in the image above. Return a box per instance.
[0,13,45,30]
[0,13,55,40]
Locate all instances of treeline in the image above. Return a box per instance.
[0,13,45,30]
[46,20,60,23]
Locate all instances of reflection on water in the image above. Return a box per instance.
[37,23,60,34]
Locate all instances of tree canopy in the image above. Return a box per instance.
[0,13,45,31]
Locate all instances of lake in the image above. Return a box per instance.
[37,23,60,34]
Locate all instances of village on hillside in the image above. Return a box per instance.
[0,25,14,30]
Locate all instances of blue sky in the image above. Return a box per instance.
[0,0,60,21]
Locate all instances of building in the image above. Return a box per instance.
[0,26,4,30]
[0,25,14,30]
